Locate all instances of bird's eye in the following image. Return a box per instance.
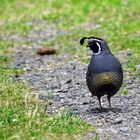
[92,42,101,55]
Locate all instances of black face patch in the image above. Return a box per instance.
[88,42,101,54]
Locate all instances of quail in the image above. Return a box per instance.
[80,37,123,109]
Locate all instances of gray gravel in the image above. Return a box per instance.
[12,44,140,140]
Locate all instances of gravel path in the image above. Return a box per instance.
[10,24,140,140]
[11,44,140,140]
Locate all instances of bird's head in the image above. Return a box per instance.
[80,37,111,55]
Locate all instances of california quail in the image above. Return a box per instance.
[80,37,123,109]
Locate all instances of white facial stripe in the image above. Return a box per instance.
[96,42,101,50]
[93,42,101,55]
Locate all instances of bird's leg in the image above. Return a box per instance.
[97,96,102,110]
[107,95,112,109]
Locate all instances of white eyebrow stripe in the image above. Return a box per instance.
[93,38,102,42]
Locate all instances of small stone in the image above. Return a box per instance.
[82,101,89,105]
[59,94,65,99]
[48,101,53,105]
[120,127,130,132]
[23,67,31,71]
[76,82,80,85]
[113,118,123,124]
[15,74,20,78]
[66,79,72,84]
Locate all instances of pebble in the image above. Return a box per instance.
[113,118,123,124]
[66,79,72,84]
[120,127,130,132]
[82,101,89,105]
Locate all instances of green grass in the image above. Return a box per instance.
[0,65,96,139]
[0,0,140,139]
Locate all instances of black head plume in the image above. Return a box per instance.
[80,37,88,45]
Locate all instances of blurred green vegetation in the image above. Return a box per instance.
[0,0,139,67]
[0,0,140,139]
